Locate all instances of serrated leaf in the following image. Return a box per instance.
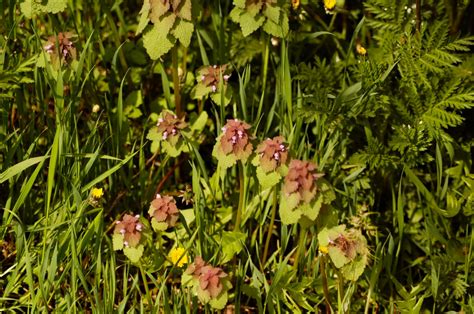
[190,111,208,132]
[45,0,67,13]
[239,12,265,37]
[151,217,169,232]
[300,193,323,221]
[263,5,280,22]
[136,0,151,34]
[256,166,281,189]
[279,193,302,224]
[233,0,246,8]
[113,233,124,251]
[210,86,232,106]
[212,142,237,169]
[263,14,288,38]
[149,0,170,23]
[192,83,213,99]
[161,139,184,157]
[124,245,144,263]
[219,231,246,263]
[209,291,229,310]
[143,15,177,60]
[341,254,367,281]
[172,19,194,47]
[176,0,192,20]
[328,246,351,268]
[181,272,195,287]
[317,225,346,246]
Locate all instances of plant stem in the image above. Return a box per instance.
[171,45,182,117]
[262,186,278,266]
[320,255,333,313]
[234,162,245,232]
[415,0,421,33]
[293,226,307,272]
[337,269,345,314]
[139,264,153,309]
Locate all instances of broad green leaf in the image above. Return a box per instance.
[190,111,209,132]
[256,166,281,189]
[113,233,124,251]
[279,193,302,224]
[263,5,280,22]
[209,291,228,310]
[176,0,192,20]
[341,254,367,281]
[143,15,177,60]
[172,19,194,47]
[219,231,246,263]
[124,245,144,263]
[151,218,169,232]
[239,12,265,37]
[136,0,151,34]
[328,246,350,268]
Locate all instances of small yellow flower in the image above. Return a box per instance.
[168,247,188,267]
[324,0,336,12]
[356,44,367,56]
[319,245,329,254]
[91,187,104,199]
[292,0,300,10]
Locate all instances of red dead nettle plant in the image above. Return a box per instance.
[252,136,290,265]
[213,118,253,231]
[279,159,329,270]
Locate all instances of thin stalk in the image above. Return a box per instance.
[171,45,182,117]
[320,255,333,314]
[415,0,421,33]
[139,264,153,309]
[234,162,245,232]
[293,226,307,271]
[256,36,270,120]
[262,186,278,266]
[337,269,345,314]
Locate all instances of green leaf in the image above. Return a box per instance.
[161,139,184,157]
[341,254,367,281]
[212,142,237,169]
[136,0,151,34]
[239,11,265,37]
[328,246,351,268]
[151,217,169,232]
[256,166,282,189]
[176,0,192,20]
[172,19,194,47]
[210,86,232,106]
[45,0,67,14]
[124,245,144,263]
[190,111,209,132]
[263,14,288,38]
[112,233,124,251]
[219,231,246,263]
[263,5,280,23]
[143,15,177,60]
[209,291,229,310]
[279,193,302,225]
[192,83,213,99]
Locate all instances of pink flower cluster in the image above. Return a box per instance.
[157,112,188,141]
[185,256,228,299]
[283,159,324,204]
[149,194,179,228]
[255,136,288,172]
[114,214,144,248]
[219,119,253,160]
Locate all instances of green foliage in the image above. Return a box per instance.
[1,0,474,312]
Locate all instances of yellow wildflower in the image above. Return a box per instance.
[319,245,329,254]
[91,187,104,199]
[168,247,188,267]
[292,0,300,10]
[356,44,367,56]
[324,0,336,13]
